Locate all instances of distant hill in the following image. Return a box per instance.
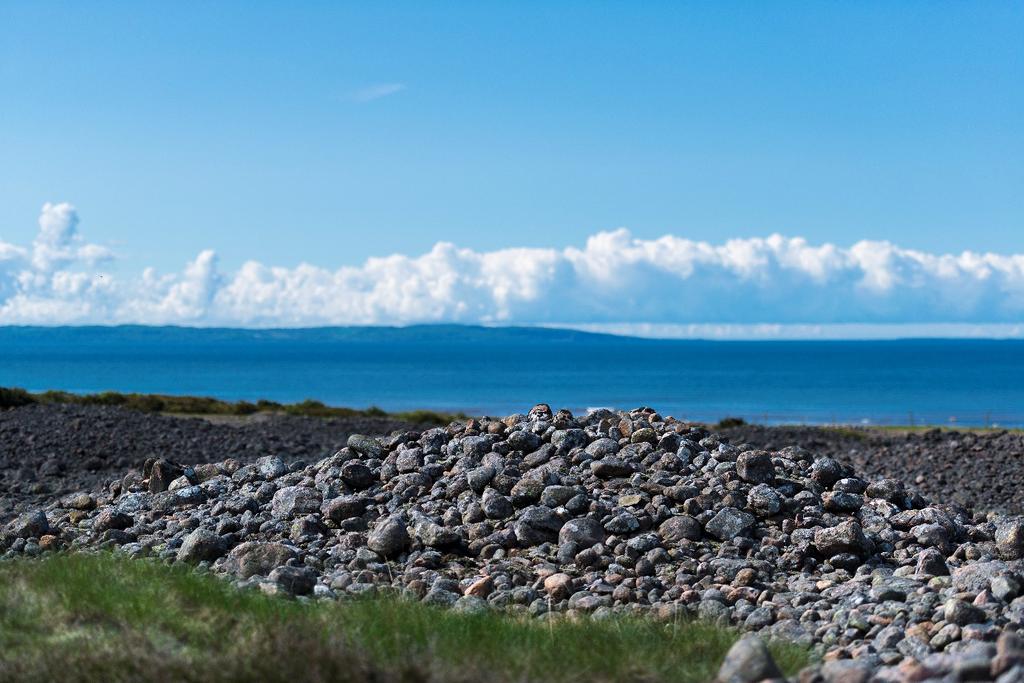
[0,324,641,347]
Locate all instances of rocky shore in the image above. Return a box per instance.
[0,403,428,522]
[721,424,1024,517]
[3,403,1024,682]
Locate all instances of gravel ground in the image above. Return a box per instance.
[3,404,1022,521]
[0,403,426,523]
[722,424,1024,515]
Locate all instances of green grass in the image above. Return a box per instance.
[0,386,465,427]
[706,415,1023,436]
[0,553,810,683]
[867,424,1024,434]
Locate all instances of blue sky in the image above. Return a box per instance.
[0,2,1022,333]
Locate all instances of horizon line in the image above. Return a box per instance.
[2,321,1024,341]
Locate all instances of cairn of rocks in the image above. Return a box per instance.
[4,404,1024,682]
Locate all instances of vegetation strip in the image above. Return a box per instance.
[0,386,465,427]
[0,553,807,683]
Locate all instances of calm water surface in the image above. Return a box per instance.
[2,326,1022,427]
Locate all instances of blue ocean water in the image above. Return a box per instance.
[2,325,1022,427]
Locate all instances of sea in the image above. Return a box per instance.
[2,325,1023,428]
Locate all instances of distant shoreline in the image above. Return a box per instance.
[0,387,465,428]
[2,386,1020,433]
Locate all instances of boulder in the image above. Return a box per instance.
[226,542,298,578]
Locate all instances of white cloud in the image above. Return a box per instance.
[553,322,1024,340]
[2,203,1024,335]
[350,82,406,102]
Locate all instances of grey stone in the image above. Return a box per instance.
[367,516,410,557]
[341,462,375,489]
[658,515,703,543]
[912,522,950,549]
[226,542,298,578]
[177,528,227,564]
[148,459,184,493]
[482,489,514,519]
[865,478,907,505]
[705,507,755,541]
[509,478,545,506]
[604,511,640,535]
[996,519,1024,560]
[743,607,775,631]
[505,430,541,452]
[746,484,782,516]
[558,517,605,548]
[347,434,383,459]
[322,495,367,523]
[271,486,322,518]
[915,547,950,576]
[466,466,496,492]
[810,457,844,486]
[874,624,903,650]
[256,456,288,480]
[584,438,619,458]
[953,561,1012,593]
[716,635,783,683]
[5,510,49,539]
[944,598,987,626]
[413,519,459,548]
[551,429,588,453]
[395,450,423,473]
[460,435,493,458]
[821,660,873,683]
[736,451,774,484]
[540,485,576,508]
[453,595,488,614]
[514,506,563,546]
[93,508,132,532]
[590,458,633,478]
[822,491,863,512]
[268,565,316,595]
[870,582,907,602]
[991,575,1021,602]
[815,521,870,557]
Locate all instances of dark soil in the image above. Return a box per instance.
[0,403,425,523]
[721,424,1024,515]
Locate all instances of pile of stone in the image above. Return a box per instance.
[4,404,1024,682]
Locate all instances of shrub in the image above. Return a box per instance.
[81,391,128,406]
[256,399,284,410]
[0,387,36,409]
[234,401,259,415]
[36,390,76,403]
[2,387,467,425]
[130,394,167,413]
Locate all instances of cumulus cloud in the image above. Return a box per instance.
[2,203,1024,335]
